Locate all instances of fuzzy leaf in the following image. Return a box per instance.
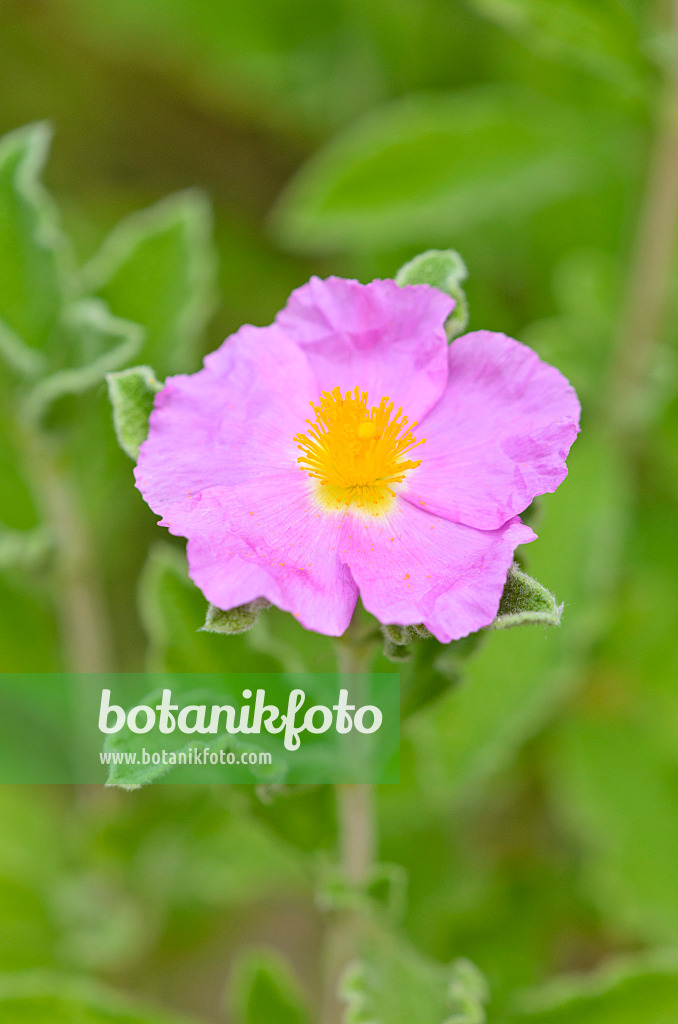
[0,972,199,1023]
[22,300,144,422]
[501,952,678,1024]
[273,88,600,253]
[468,0,646,95]
[230,950,311,1024]
[201,599,270,636]
[0,123,73,374]
[107,365,163,460]
[395,250,469,339]
[493,564,562,629]
[341,927,489,1024]
[84,191,217,375]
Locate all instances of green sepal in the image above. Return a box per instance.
[493,563,562,630]
[396,249,469,339]
[382,623,432,663]
[200,599,270,636]
[106,364,163,461]
[229,949,311,1024]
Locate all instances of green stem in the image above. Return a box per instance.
[22,428,112,673]
[322,611,378,1023]
[609,1,678,432]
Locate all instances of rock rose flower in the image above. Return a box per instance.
[135,277,580,642]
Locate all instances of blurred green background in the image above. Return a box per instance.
[1,0,678,1022]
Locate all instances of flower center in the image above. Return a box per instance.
[294,386,424,513]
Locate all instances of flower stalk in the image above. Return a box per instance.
[609,0,678,432]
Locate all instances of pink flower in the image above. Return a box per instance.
[135,277,580,642]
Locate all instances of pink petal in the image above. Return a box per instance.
[161,471,358,637]
[341,501,536,643]
[399,331,581,530]
[276,276,453,420]
[135,322,318,515]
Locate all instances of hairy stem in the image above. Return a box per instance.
[24,429,112,673]
[336,782,376,887]
[322,612,378,1023]
[609,1,678,429]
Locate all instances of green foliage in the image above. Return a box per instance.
[272,88,601,253]
[137,543,282,673]
[547,711,678,943]
[0,123,72,372]
[84,192,217,375]
[230,950,311,1024]
[341,927,489,1024]
[201,599,270,636]
[0,525,51,571]
[106,365,163,461]
[468,0,647,94]
[396,249,469,339]
[0,974,200,1024]
[23,300,144,423]
[500,953,678,1024]
[0,2,676,1022]
[493,565,562,630]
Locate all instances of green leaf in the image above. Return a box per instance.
[341,926,489,1024]
[84,191,217,375]
[201,599,270,636]
[395,250,469,339]
[230,950,311,1024]
[547,711,678,943]
[0,972,200,1023]
[0,123,73,372]
[500,952,678,1024]
[22,300,144,423]
[137,543,282,673]
[468,0,647,96]
[407,432,630,804]
[106,365,163,461]
[272,88,600,253]
[493,564,562,630]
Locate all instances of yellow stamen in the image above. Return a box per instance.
[294,386,424,514]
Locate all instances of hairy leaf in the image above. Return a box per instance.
[0,972,199,1023]
[501,952,678,1024]
[23,300,144,423]
[341,926,489,1024]
[230,950,311,1024]
[396,249,469,339]
[273,88,600,253]
[106,365,163,461]
[493,564,562,630]
[201,599,271,636]
[84,191,217,375]
[0,123,73,373]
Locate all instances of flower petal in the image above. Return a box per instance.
[341,501,536,642]
[276,276,453,420]
[160,471,358,637]
[400,331,581,530]
[135,322,318,514]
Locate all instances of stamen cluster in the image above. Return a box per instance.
[295,386,424,513]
